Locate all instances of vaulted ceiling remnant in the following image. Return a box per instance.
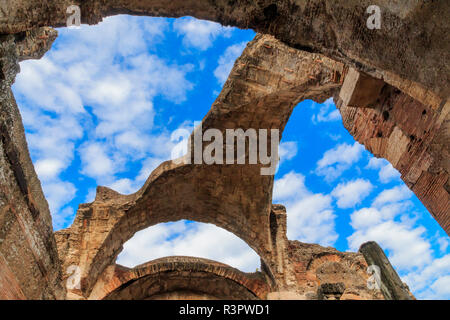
[54,34,347,298]
[0,0,448,300]
[90,256,270,300]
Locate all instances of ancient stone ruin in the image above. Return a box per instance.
[0,1,448,300]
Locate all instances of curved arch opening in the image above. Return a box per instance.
[116,220,261,273]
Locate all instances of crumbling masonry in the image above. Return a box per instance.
[0,1,448,300]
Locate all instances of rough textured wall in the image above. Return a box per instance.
[285,241,384,300]
[0,28,65,299]
[0,0,448,98]
[88,245,394,300]
[336,77,450,234]
[89,256,269,300]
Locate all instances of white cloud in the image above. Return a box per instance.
[13,16,196,229]
[84,188,96,203]
[366,157,401,183]
[348,220,431,270]
[311,98,341,124]
[52,207,76,231]
[274,171,337,246]
[79,142,116,180]
[379,163,401,183]
[437,237,450,253]
[348,185,430,270]
[136,157,167,183]
[117,221,260,272]
[287,193,337,246]
[347,184,449,299]
[106,178,138,195]
[279,141,298,162]
[273,171,309,200]
[402,255,450,299]
[35,158,66,180]
[372,184,412,207]
[331,179,373,209]
[315,142,365,182]
[174,17,231,50]
[214,42,247,84]
[42,180,77,219]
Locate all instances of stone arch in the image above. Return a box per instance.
[88,256,270,300]
[54,34,346,297]
[0,1,444,301]
[22,1,445,236]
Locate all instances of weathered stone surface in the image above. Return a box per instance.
[2,0,447,236]
[286,241,384,300]
[90,256,269,300]
[0,29,65,299]
[1,1,448,98]
[339,68,385,108]
[359,241,414,300]
[54,35,411,300]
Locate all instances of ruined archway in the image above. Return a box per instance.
[89,256,270,300]
[0,1,448,300]
[54,34,347,297]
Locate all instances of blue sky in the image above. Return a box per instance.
[11,15,449,299]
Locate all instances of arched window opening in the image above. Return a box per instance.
[116,220,261,273]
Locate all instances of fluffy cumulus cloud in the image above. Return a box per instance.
[273,171,338,246]
[331,179,374,209]
[273,171,309,200]
[13,16,195,228]
[366,157,401,183]
[279,141,298,161]
[372,184,412,207]
[117,221,260,272]
[347,184,450,299]
[311,98,341,124]
[174,17,232,50]
[315,142,365,182]
[402,255,450,299]
[214,42,247,84]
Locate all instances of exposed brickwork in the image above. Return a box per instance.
[0,29,65,299]
[1,1,448,97]
[90,257,270,300]
[285,241,384,300]
[336,83,450,235]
